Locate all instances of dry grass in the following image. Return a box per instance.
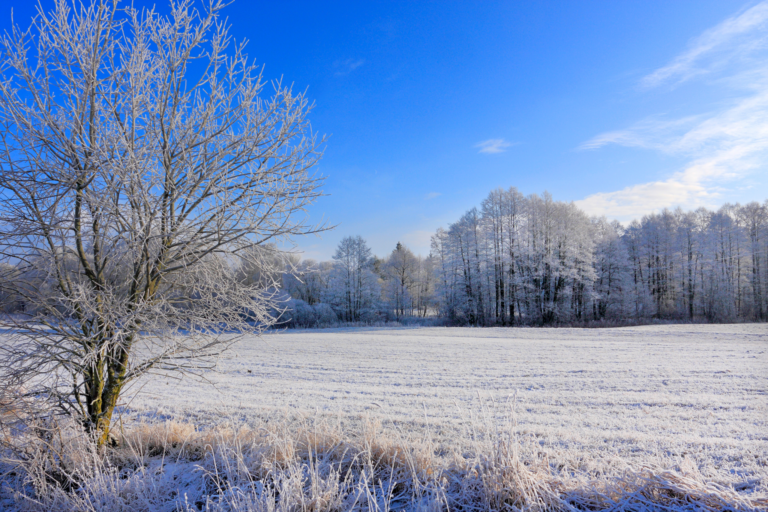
[0,386,29,426]
[1,409,765,512]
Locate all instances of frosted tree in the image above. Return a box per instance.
[431,228,462,320]
[704,205,742,319]
[675,208,706,319]
[413,254,436,317]
[271,190,767,326]
[326,236,380,321]
[0,0,325,446]
[448,209,488,324]
[282,259,331,305]
[633,210,681,317]
[481,189,509,324]
[383,242,418,318]
[500,187,526,324]
[427,189,767,324]
[623,219,654,318]
[479,187,528,325]
[592,218,631,320]
[737,202,767,319]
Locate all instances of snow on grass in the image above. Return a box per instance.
[123,324,768,482]
[2,324,767,511]
[3,411,766,511]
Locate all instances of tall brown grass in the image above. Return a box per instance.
[1,409,765,512]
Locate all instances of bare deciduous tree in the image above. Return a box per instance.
[326,236,379,321]
[0,0,325,446]
[383,242,417,318]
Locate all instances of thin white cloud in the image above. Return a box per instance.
[577,77,768,220]
[576,146,764,220]
[475,138,514,154]
[579,3,768,221]
[334,58,366,76]
[424,192,441,200]
[641,1,768,89]
[579,115,702,151]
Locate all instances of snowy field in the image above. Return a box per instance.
[125,324,768,481]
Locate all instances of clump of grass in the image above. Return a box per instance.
[1,411,765,511]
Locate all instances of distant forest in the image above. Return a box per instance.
[281,188,768,327]
[3,188,766,327]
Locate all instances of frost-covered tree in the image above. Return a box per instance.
[704,204,746,320]
[412,254,436,317]
[738,202,767,320]
[282,259,332,305]
[449,208,488,324]
[0,0,324,446]
[326,236,380,321]
[277,192,767,326]
[430,190,599,325]
[431,227,462,321]
[383,242,418,318]
[592,218,631,320]
[519,193,595,324]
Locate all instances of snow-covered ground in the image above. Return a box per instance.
[125,324,767,480]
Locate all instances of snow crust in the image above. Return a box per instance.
[125,324,767,478]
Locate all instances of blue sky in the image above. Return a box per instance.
[6,1,768,259]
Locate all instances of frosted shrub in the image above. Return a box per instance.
[284,300,339,328]
[285,299,318,328]
[312,303,338,326]
[357,308,384,324]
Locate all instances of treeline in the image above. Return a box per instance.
[3,188,765,327]
[282,188,768,326]
[281,237,437,327]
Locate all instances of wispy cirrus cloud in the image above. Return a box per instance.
[641,2,768,89]
[578,78,768,220]
[334,58,366,76]
[579,115,703,152]
[424,192,441,200]
[475,138,514,154]
[578,2,768,221]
